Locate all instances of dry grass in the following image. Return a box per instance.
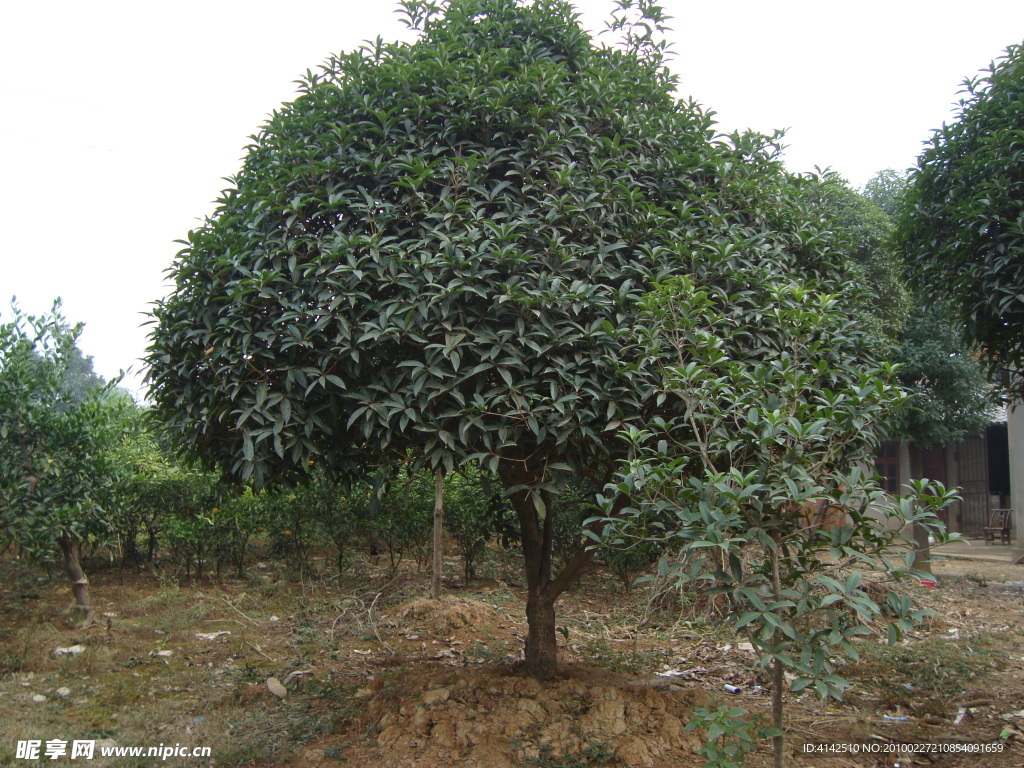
[2,552,1024,767]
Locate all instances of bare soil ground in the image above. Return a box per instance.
[2,550,1024,768]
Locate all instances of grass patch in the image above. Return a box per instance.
[577,637,670,674]
[842,632,1010,715]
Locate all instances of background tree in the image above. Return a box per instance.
[146,0,866,678]
[829,167,997,569]
[891,303,998,450]
[806,172,911,341]
[0,301,123,624]
[444,467,500,584]
[854,166,997,565]
[852,168,996,456]
[895,41,1024,394]
[888,300,999,569]
[64,346,107,407]
[107,411,178,569]
[862,168,908,217]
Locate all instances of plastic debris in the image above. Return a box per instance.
[655,669,686,678]
[195,631,231,641]
[53,645,86,656]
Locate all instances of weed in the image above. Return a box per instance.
[686,705,778,768]
[577,637,668,674]
[315,678,359,706]
[464,639,514,664]
[217,699,333,767]
[524,740,614,767]
[233,662,265,684]
[961,570,988,586]
[465,583,517,610]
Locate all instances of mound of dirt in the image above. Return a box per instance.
[382,595,502,635]
[341,664,704,768]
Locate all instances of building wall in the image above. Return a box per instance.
[954,435,991,536]
[873,434,1003,537]
[1008,403,1024,551]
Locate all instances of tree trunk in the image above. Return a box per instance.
[772,658,785,768]
[499,461,619,680]
[507,478,559,679]
[430,468,444,600]
[58,532,91,626]
[366,481,385,562]
[908,445,932,574]
[525,587,558,680]
[770,540,786,768]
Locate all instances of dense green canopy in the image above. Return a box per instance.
[146,0,846,489]
[896,41,1024,393]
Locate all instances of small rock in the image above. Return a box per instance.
[266,677,288,698]
[155,650,173,657]
[55,687,71,698]
[32,694,47,703]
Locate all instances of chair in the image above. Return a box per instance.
[984,509,1012,545]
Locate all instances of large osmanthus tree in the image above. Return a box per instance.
[146,0,858,679]
[895,41,1024,394]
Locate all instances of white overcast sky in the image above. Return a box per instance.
[2,0,1023,396]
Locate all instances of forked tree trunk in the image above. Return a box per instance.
[502,463,618,680]
[430,468,444,600]
[58,532,91,625]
